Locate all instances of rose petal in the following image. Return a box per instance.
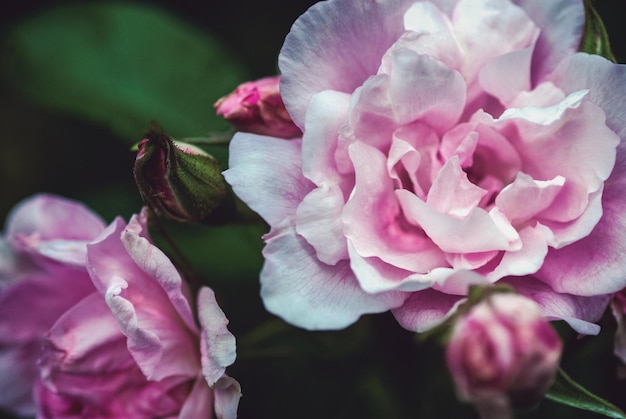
[5,194,105,246]
[301,90,351,186]
[427,156,487,217]
[453,0,538,82]
[495,173,565,225]
[352,49,466,141]
[296,184,348,265]
[0,342,39,415]
[504,277,609,335]
[392,288,465,332]
[279,0,413,126]
[397,189,515,253]
[223,134,314,226]
[344,141,446,272]
[551,53,626,141]
[537,179,626,296]
[393,2,462,73]
[516,0,584,84]
[197,287,236,387]
[213,375,242,419]
[0,270,93,343]
[260,221,407,330]
[348,241,447,293]
[87,217,200,381]
[178,376,213,419]
[479,47,533,106]
[39,293,135,391]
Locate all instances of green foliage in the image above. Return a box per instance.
[1,3,247,142]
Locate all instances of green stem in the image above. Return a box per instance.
[146,206,202,295]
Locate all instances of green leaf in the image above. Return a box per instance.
[546,368,626,418]
[580,0,616,62]
[1,3,247,141]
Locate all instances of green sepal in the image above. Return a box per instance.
[545,368,626,418]
[133,122,227,224]
[580,0,616,62]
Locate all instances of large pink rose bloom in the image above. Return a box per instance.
[0,195,105,415]
[37,210,241,418]
[224,0,626,333]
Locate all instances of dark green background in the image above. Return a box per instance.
[1,1,625,418]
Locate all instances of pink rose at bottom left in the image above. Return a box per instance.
[0,195,240,418]
[0,194,106,416]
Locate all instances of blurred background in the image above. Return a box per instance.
[1,1,625,418]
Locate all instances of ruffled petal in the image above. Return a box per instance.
[537,181,626,296]
[296,184,348,265]
[39,293,136,392]
[178,376,213,419]
[0,342,39,415]
[397,189,517,253]
[5,194,105,247]
[348,241,445,293]
[213,375,242,419]
[504,277,610,335]
[87,217,200,381]
[197,287,236,387]
[427,156,487,217]
[223,134,314,226]
[344,141,446,272]
[301,90,351,186]
[514,0,584,84]
[279,0,416,126]
[260,221,407,330]
[487,223,553,280]
[0,270,93,343]
[551,53,626,141]
[392,288,464,332]
[479,47,533,106]
[453,0,538,82]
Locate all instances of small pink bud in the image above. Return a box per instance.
[446,293,562,415]
[214,76,302,139]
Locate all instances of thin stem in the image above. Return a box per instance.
[146,206,202,295]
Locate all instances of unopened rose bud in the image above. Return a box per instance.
[446,293,562,417]
[214,76,302,139]
[133,124,226,223]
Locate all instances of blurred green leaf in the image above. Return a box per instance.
[580,0,616,62]
[546,368,626,418]
[1,3,247,142]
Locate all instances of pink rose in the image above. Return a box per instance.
[0,195,105,415]
[224,0,626,333]
[37,210,241,418]
[446,292,562,417]
[215,76,302,139]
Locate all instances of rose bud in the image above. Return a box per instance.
[214,76,302,139]
[133,124,226,223]
[445,293,562,417]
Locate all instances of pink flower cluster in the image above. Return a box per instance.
[224,0,626,334]
[0,195,240,418]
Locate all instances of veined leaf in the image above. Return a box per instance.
[546,368,626,418]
